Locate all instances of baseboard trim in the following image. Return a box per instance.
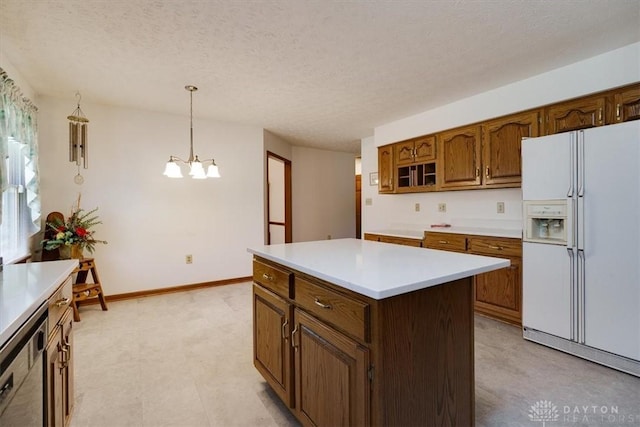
[79,276,252,305]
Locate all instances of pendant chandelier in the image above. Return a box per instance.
[163,85,220,179]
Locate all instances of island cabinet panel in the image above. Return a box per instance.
[614,84,640,123]
[438,125,482,189]
[370,277,474,427]
[252,256,476,426]
[293,309,369,427]
[482,111,540,187]
[253,284,293,407]
[545,94,606,134]
[377,145,394,193]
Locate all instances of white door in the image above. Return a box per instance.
[523,242,572,340]
[522,132,574,200]
[581,121,640,360]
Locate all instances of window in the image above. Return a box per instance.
[0,69,41,264]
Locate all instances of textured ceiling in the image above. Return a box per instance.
[1,1,639,153]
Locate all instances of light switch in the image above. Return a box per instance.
[365,198,373,206]
[415,203,420,212]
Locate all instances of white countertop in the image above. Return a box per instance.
[0,260,78,346]
[368,226,522,239]
[248,238,509,300]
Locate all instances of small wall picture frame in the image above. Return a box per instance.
[369,172,379,186]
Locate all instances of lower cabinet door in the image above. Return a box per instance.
[61,309,74,425]
[253,284,293,407]
[474,257,522,325]
[293,308,369,427]
[46,327,64,427]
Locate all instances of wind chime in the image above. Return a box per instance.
[67,92,89,184]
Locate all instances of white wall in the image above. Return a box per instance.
[36,95,265,295]
[363,42,640,234]
[0,55,35,101]
[292,147,356,242]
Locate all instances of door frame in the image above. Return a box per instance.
[267,151,292,244]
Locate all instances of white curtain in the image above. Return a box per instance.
[0,68,41,261]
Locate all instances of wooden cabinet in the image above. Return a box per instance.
[467,236,522,325]
[438,125,482,189]
[46,277,74,427]
[293,309,369,426]
[363,233,422,247]
[424,232,522,325]
[377,145,394,193]
[395,135,437,193]
[253,256,475,426]
[482,111,540,187]
[253,284,293,407]
[614,84,640,123]
[395,135,436,166]
[545,94,606,134]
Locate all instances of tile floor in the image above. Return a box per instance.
[70,282,640,427]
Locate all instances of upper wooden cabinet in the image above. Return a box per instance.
[395,135,436,166]
[377,145,394,194]
[376,82,639,194]
[482,110,540,187]
[614,85,640,123]
[438,125,482,189]
[545,94,606,134]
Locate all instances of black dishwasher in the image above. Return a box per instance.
[0,302,48,427]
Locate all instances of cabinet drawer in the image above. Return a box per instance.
[48,276,73,337]
[423,232,467,252]
[253,260,292,298]
[294,277,369,343]
[468,237,521,257]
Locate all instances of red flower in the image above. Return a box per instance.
[75,227,88,238]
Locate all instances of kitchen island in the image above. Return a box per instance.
[248,238,509,426]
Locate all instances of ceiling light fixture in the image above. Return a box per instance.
[163,85,220,179]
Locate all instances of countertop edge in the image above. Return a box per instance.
[0,260,78,347]
[248,243,510,300]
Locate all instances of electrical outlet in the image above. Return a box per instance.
[185,254,193,264]
[415,203,420,212]
[497,202,505,214]
[438,203,446,213]
[365,198,373,206]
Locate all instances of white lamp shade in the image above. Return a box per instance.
[163,161,183,178]
[190,161,205,177]
[207,164,221,178]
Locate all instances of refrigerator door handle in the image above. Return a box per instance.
[567,247,576,341]
[567,132,575,197]
[577,248,586,344]
[577,130,585,197]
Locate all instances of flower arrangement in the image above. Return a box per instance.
[43,206,107,254]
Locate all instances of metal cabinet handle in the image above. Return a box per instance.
[281,319,288,340]
[616,104,621,121]
[314,298,332,310]
[55,297,70,307]
[475,168,480,178]
[438,240,449,244]
[485,166,490,179]
[598,108,603,124]
[488,245,503,250]
[291,325,299,351]
[262,273,273,281]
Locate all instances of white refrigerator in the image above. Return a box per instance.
[521,120,640,377]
